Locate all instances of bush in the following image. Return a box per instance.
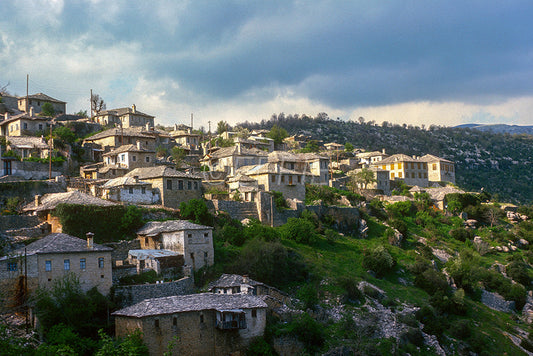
[179,199,212,225]
[362,245,396,278]
[279,217,319,245]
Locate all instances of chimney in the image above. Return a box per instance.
[132,104,136,113]
[34,195,41,207]
[86,232,94,249]
[30,106,34,117]
[137,141,142,150]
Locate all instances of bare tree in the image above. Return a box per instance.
[91,93,106,117]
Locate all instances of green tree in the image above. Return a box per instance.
[171,146,187,168]
[216,120,229,135]
[41,102,55,116]
[266,124,288,145]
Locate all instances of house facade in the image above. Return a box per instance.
[0,233,113,297]
[420,154,456,184]
[17,93,66,115]
[113,293,267,356]
[136,220,214,271]
[125,167,203,209]
[93,105,154,128]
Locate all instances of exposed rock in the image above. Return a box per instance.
[481,289,515,313]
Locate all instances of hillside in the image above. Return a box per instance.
[240,114,533,204]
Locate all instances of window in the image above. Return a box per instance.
[129,187,133,194]
[178,180,183,190]
[252,309,257,318]
[7,262,17,271]
[141,186,146,194]
[64,259,70,271]
[45,260,52,271]
[98,257,104,268]
[166,179,172,190]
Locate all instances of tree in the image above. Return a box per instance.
[216,120,229,135]
[91,93,106,116]
[41,102,55,117]
[267,124,288,145]
[171,146,187,168]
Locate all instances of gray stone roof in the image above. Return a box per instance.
[8,233,112,258]
[23,190,118,212]
[112,293,267,318]
[207,274,262,291]
[102,144,155,156]
[137,220,212,236]
[125,166,202,180]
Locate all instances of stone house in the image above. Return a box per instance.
[112,293,267,356]
[124,166,203,209]
[92,105,154,128]
[0,233,113,297]
[17,93,66,115]
[0,111,50,137]
[23,191,118,233]
[136,220,214,271]
[4,136,49,159]
[102,142,155,170]
[101,176,160,205]
[374,154,429,187]
[200,145,268,176]
[356,149,389,165]
[420,154,456,184]
[238,162,307,201]
[127,249,184,275]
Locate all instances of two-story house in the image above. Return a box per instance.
[112,293,267,356]
[0,233,113,298]
[92,105,154,128]
[136,220,214,271]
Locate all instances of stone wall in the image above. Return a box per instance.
[0,215,40,232]
[113,276,194,307]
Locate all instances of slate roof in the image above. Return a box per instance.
[4,233,112,258]
[7,136,48,149]
[102,144,155,156]
[112,293,267,318]
[378,154,419,164]
[207,274,262,291]
[20,93,66,104]
[419,154,454,164]
[102,176,151,188]
[23,190,118,212]
[125,166,202,180]
[95,107,154,118]
[137,220,212,236]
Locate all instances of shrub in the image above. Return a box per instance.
[362,245,396,278]
[279,217,319,245]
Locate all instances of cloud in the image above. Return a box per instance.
[1,1,532,126]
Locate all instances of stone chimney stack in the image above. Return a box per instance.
[132,104,136,113]
[34,195,41,207]
[86,232,94,249]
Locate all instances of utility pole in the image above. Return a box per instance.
[26,74,29,113]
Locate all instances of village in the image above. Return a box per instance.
[0,92,513,356]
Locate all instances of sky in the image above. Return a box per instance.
[1,0,532,129]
